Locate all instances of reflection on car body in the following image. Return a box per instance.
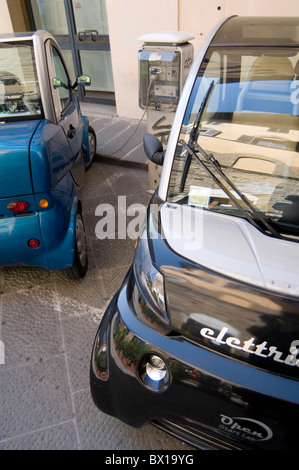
[90,17,299,450]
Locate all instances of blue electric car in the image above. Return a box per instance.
[90,17,299,449]
[0,30,96,278]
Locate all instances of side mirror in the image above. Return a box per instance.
[72,75,91,89]
[143,133,165,166]
[77,75,91,86]
[52,77,61,89]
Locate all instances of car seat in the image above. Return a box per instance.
[236,55,295,114]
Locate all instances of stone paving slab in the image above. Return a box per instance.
[84,107,148,169]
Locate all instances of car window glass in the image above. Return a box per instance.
[0,41,43,120]
[168,46,299,236]
[50,45,71,115]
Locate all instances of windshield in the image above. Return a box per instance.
[0,41,43,120]
[168,46,299,238]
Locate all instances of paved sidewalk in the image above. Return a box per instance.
[0,103,194,450]
[81,103,148,169]
[0,162,193,451]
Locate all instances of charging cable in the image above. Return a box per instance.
[106,71,158,156]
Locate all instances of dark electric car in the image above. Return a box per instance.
[90,17,299,449]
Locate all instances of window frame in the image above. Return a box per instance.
[45,38,73,122]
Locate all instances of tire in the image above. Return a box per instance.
[85,126,96,170]
[66,210,88,279]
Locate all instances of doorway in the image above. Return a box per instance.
[27,0,115,105]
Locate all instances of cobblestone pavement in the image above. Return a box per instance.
[0,161,193,451]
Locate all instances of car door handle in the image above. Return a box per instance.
[67,125,76,139]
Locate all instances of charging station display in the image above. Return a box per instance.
[139,50,181,111]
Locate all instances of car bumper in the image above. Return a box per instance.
[90,269,299,450]
[0,197,76,270]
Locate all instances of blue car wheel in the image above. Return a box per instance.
[66,209,88,279]
[85,126,96,170]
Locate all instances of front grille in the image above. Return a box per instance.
[151,418,241,450]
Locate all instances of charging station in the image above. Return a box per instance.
[138,31,194,189]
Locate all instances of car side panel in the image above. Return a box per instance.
[37,188,78,269]
[30,120,80,269]
[58,95,85,191]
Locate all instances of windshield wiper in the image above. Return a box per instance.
[180,140,283,239]
[179,80,214,193]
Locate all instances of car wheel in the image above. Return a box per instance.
[85,126,96,170]
[66,210,88,279]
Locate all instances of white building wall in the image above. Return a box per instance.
[0,0,13,33]
[106,0,178,119]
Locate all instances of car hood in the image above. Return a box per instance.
[154,203,299,379]
[160,203,299,297]
[0,120,41,198]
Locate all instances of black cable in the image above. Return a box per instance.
[106,75,155,156]
[108,108,147,155]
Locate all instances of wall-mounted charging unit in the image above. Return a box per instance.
[138,31,194,112]
[138,31,194,190]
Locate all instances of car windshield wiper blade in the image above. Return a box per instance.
[179,80,214,193]
[180,140,283,239]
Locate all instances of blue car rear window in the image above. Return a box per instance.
[0,40,43,121]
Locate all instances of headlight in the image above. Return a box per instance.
[133,224,167,320]
[138,354,170,392]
